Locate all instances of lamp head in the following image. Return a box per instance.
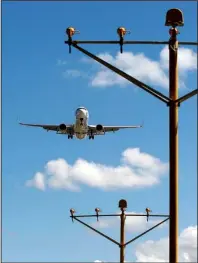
[95,208,100,213]
[145,207,151,213]
[70,208,75,215]
[119,199,127,210]
[165,9,184,27]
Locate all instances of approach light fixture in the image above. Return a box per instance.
[119,199,127,211]
[95,208,101,221]
[66,27,80,53]
[145,207,152,222]
[66,27,80,37]
[117,27,130,53]
[165,8,184,27]
[70,208,76,222]
[69,200,169,263]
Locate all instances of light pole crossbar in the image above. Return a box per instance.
[124,214,169,217]
[65,40,169,45]
[65,40,198,46]
[72,214,169,218]
[71,214,118,218]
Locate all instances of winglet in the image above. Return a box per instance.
[19,122,28,126]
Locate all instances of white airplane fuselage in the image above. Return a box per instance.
[74,107,89,139]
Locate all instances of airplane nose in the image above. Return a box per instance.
[76,109,87,118]
[80,110,86,116]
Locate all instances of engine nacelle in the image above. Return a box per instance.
[59,123,67,131]
[96,124,103,132]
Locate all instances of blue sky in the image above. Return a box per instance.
[2,1,197,262]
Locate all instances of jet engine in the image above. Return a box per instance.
[96,124,103,132]
[59,123,67,131]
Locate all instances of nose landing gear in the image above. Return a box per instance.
[80,118,84,126]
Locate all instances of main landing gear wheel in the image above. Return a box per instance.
[89,135,94,140]
[68,135,73,139]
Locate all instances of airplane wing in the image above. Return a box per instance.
[19,122,74,134]
[88,125,142,135]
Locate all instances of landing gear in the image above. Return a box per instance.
[89,130,94,140]
[68,134,73,139]
[80,118,83,126]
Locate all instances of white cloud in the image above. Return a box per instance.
[45,159,80,191]
[66,46,197,90]
[26,172,45,191]
[91,51,169,89]
[26,148,168,191]
[135,225,197,262]
[160,46,197,72]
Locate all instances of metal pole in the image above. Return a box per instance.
[120,209,125,263]
[169,27,179,263]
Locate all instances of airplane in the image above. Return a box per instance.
[19,107,142,140]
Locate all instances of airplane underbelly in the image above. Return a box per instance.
[75,125,87,132]
[76,134,86,140]
[74,123,87,139]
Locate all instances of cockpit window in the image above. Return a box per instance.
[76,107,86,112]
[75,107,87,115]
